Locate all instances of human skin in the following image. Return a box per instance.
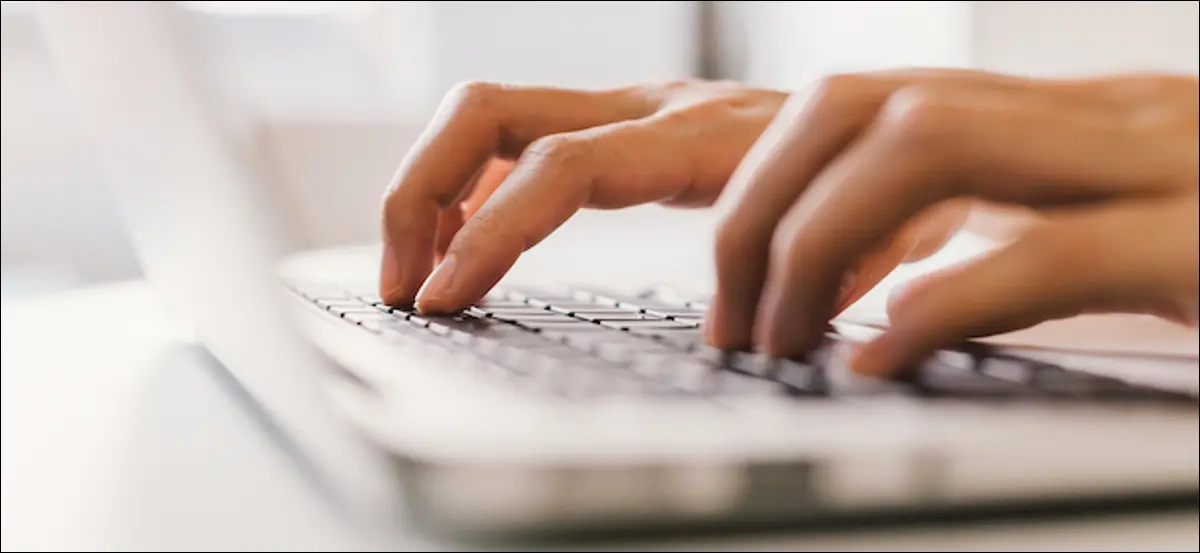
[378,70,1199,376]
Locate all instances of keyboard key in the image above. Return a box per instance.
[288,281,348,299]
[425,314,496,331]
[691,345,734,367]
[572,311,662,322]
[515,320,600,332]
[383,305,417,317]
[728,352,781,378]
[936,349,980,372]
[498,313,578,324]
[776,361,828,397]
[342,309,396,320]
[977,356,1032,383]
[545,304,634,314]
[625,300,698,312]
[603,377,682,397]
[593,341,676,364]
[1031,368,1125,398]
[724,374,788,396]
[474,299,534,309]
[329,306,388,317]
[478,307,555,318]
[663,360,720,393]
[602,320,700,332]
[541,325,621,345]
[357,293,384,305]
[369,318,428,338]
[508,286,589,303]
[1025,365,1190,402]
[653,331,706,350]
[643,308,707,319]
[910,358,1029,398]
[316,298,368,310]
[628,357,668,379]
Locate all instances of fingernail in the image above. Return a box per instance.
[415,253,459,313]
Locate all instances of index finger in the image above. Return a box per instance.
[413,115,709,314]
[380,82,651,305]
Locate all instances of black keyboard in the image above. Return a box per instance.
[285,280,1198,406]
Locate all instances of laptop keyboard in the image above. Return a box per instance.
[285,280,1198,406]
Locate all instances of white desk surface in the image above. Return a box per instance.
[2,276,1198,552]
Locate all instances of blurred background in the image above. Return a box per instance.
[2,0,1198,302]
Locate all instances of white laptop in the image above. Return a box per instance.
[35,1,1199,544]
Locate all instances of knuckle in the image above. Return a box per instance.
[678,97,736,120]
[657,78,696,92]
[523,133,589,168]
[877,85,961,155]
[677,92,780,121]
[443,79,503,116]
[772,218,814,270]
[380,187,415,234]
[782,72,874,125]
[810,73,870,104]
[769,212,841,289]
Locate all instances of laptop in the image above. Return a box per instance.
[36,1,1199,544]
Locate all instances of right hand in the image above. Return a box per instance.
[378,79,789,312]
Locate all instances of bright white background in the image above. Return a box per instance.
[2,1,1198,301]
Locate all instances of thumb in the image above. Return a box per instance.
[851,209,1158,377]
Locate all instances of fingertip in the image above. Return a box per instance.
[702,294,751,351]
[379,245,416,307]
[753,280,833,360]
[414,253,515,316]
[885,275,935,321]
[413,296,462,315]
[434,206,466,261]
[847,333,904,378]
[414,253,465,314]
[414,291,469,315]
[885,286,914,323]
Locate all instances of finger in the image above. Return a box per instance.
[707,71,1039,351]
[851,199,1194,376]
[832,237,912,315]
[833,199,971,314]
[463,159,515,218]
[414,115,712,313]
[380,82,651,305]
[433,158,513,261]
[433,207,464,263]
[901,198,971,263]
[706,76,896,349]
[756,82,1173,358]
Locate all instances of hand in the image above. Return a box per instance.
[707,69,1199,377]
[378,79,788,312]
